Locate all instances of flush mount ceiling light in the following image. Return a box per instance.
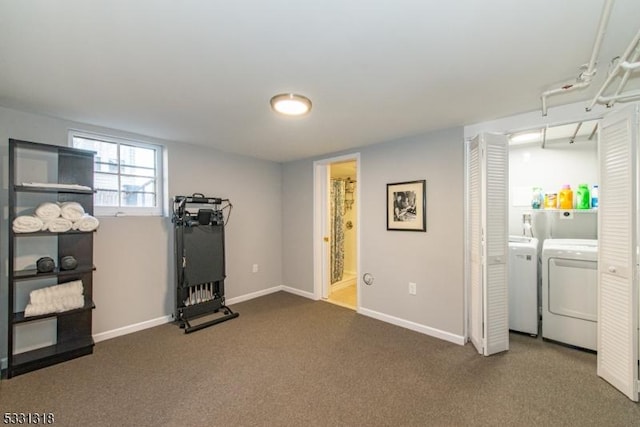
[270,93,312,116]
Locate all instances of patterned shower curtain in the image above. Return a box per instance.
[330,179,346,284]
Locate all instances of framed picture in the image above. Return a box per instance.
[387,180,426,232]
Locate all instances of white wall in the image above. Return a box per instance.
[509,140,598,237]
[282,127,466,340]
[0,106,283,360]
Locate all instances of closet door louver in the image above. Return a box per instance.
[483,134,509,355]
[597,105,639,402]
[467,133,509,356]
[468,137,483,353]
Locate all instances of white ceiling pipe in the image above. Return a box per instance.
[619,60,640,71]
[607,47,640,108]
[587,26,640,111]
[541,0,615,116]
[542,81,590,116]
[596,89,640,104]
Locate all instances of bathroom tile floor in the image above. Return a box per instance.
[327,283,356,310]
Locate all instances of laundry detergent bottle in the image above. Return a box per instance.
[558,184,573,209]
[576,184,590,209]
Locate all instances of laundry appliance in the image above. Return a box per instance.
[542,238,598,351]
[508,236,539,335]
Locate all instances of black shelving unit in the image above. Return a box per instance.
[4,139,96,378]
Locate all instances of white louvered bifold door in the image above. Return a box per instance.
[466,134,509,356]
[597,105,639,402]
[482,133,509,355]
[468,136,484,354]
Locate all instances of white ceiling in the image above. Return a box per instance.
[1,0,639,162]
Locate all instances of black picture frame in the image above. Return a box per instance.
[387,180,426,232]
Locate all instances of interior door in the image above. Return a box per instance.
[468,137,483,353]
[597,105,639,402]
[467,133,509,356]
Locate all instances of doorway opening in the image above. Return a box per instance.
[313,153,360,311]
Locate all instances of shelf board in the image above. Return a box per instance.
[10,336,94,376]
[12,229,96,237]
[527,209,598,213]
[14,185,95,194]
[13,298,95,324]
[13,265,96,281]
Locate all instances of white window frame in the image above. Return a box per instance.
[69,130,165,217]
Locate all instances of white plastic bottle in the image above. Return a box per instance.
[591,185,599,208]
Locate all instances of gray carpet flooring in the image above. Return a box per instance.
[1,291,639,426]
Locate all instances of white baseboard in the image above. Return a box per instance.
[226,286,282,305]
[358,307,465,346]
[93,315,172,343]
[87,288,463,350]
[91,286,286,344]
[281,285,317,300]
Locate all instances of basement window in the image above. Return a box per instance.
[69,130,164,216]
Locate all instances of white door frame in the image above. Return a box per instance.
[313,152,361,310]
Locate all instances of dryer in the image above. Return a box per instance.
[542,239,598,351]
[508,236,539,335]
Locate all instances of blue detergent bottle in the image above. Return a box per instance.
[591,185,599,208]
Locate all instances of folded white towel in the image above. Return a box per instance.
[72,214,100,232]
[42,217,73,232]
[34,202,61,220]
[60,202,85,221]
[30,280,84,305]
[24,294,85,317]
[12,215,44,233]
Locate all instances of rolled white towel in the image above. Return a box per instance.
[72,214,100,232]
[42,217,73,232]
[12,215,44,233]
[24,294,85,317]
[34,202,61,220]
[60,202,85,221]
[30,280,83,305]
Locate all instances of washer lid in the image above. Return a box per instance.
[509,236,539,249]
[542,238,598,257]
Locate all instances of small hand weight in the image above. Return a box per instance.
[36,257,55,273]
[60,255,78,271]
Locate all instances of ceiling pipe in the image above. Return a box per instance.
[588,123,598,140]
[569,121,583,143]
[604,46,640,107]
[541,0,615,116]
[595,89,640,104]
[587,27,640,111]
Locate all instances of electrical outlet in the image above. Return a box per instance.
[252,264,259,273]
[409,282,417,295]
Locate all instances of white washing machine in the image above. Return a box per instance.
[508,236,539,335]
[542,239,598,351]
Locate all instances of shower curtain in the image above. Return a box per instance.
[330,179,346,284]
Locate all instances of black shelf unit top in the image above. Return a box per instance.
[14,185,95,194]
[12,229,96,237]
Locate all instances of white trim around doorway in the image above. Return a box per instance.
[313,152,361,311]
